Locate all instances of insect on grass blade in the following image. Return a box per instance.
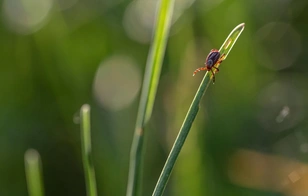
[152,23,245,196]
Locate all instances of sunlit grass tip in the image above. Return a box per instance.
[80,104,98,196]
[25,149,45,196]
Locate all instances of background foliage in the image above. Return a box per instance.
[1,0,308,195]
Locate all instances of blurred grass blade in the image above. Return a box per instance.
[25,149,45,196]
[80,104,98,196]
[126,0,175,195]
[152,23,245,196]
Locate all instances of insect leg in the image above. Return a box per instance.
[212,67,219,72]
[210,69,215,83]
[217,54,226,64]
[214,54,225,73]
[193,67,207,76]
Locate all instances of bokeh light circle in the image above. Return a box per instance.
[254,22,301,70]
[123,0,195,43]
[54,0,78,11]
[93,56,141,112]
[123,0,157,43]
[257,80,304,133]
[2,0,53,34]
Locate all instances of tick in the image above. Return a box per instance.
[193,49,225,83]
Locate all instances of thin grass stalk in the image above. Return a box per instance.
[80,104,97,196]
[152,23,245,196]
[24,149,45,196]
[126,0,175,196]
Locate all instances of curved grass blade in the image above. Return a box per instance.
[80,104,97,196]
[152,23,245,196]
[219,23,246,60]
[25,149,45,196]
[126,0,175,196]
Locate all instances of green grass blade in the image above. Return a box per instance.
[152,23,245,196]
[219,23,246,60]
[126,0,175,196]
[80,104,98,196]
[24,149,45,196]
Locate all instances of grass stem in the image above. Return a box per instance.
[25,149,45,196]
[80,104,97,196]
[126,0,175,195]
[152,23,245,196]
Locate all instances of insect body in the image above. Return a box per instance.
[193,49,225,83]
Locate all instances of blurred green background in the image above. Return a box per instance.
[1,0,308,195]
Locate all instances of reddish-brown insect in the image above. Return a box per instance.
[193,49,225,83]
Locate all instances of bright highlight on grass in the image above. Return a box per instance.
[24,149,45,196]
[126,0,175,195]
[152,23,245,196]
[80,104,98,196]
